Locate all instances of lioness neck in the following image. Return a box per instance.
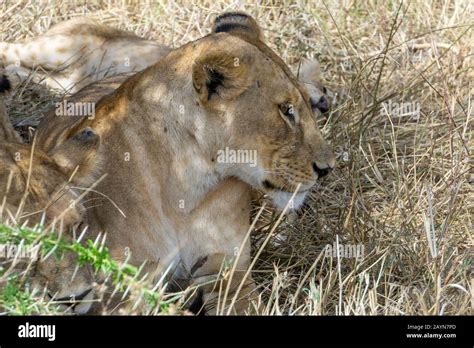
[91,49,226,215]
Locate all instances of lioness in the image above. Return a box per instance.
[35,12,335,314]
[0,74,99,314]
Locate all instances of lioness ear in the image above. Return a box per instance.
[192,51,252,104]
[0,74,22,143]
[298,59,330,114]
[212,12,265,42]
[0,73,11,93]
[299,59,321,84]
[49,127,101,185]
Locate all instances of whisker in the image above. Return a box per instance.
[70,185,126,218]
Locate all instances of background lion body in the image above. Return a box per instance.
[1,17,170,93]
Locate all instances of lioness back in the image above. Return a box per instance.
[1,17,170,92]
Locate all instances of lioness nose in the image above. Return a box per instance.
[312,162,332,178]
[312,96,329,114]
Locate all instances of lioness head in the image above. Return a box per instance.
[0,129,100,228]
[194,13,335,209]
[29,250,95,314]
[298,59,330,115]
[0,74,100,313]
[213,12,331,116]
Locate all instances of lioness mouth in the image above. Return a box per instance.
[262,179,276,190]
[54,288,93,304]
[262,179,306,194]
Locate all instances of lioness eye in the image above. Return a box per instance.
[279,103,295,124]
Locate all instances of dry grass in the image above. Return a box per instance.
[1,0,472,315]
